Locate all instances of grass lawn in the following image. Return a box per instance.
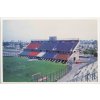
[3,57,67,82]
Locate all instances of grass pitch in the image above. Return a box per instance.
[3,57,67,82]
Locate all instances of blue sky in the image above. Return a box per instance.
[3,19,97,42]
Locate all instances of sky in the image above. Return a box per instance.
[3,19,97,42]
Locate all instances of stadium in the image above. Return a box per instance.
[3,37,98,82]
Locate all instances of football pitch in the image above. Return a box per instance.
[3,57,67,82]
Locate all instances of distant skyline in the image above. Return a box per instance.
[3,19,97,42]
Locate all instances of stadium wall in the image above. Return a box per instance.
[68,40,80,62]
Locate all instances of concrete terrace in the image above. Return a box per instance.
[58,57,97,82]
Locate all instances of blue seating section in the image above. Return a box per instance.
[55,40,78,52]
[37,40,79,52]
[20,51,29,56]
[56,42,70,51]
[42,52,56,59]
[38,41,57,51]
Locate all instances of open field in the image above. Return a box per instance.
[3,57,67,82]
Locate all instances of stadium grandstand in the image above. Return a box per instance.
[19,39,79,64]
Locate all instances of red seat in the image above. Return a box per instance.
[28,52,40,56]
[54,54,70,60]
[27,43,41,49]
